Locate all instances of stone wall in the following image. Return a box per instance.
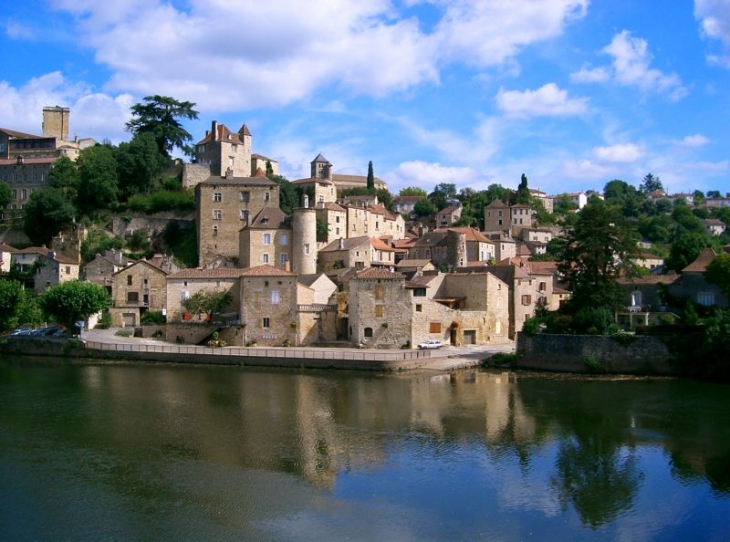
[515,333,676,375]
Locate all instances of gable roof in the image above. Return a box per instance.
[682,247,717,273]
[112,259,170,277]
[247,207,290,229]
[319,236,370,252]
[353,267,403,280]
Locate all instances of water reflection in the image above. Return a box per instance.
[2,361,730,540]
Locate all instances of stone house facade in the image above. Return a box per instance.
[239,265,299,346]
[166,267,245,323]
[196,169,280,266]
[318,236,395,272]
[484,200,533,237]
[239,207,292,269]
[348,268,510,348]
[9,247,79,293]
[193,121,252,178]
[314,202,348,245]
[82,249,131,292]
[436,204,462,227]
[110,260,169,327]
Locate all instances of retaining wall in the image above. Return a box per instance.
[515,333,676,375]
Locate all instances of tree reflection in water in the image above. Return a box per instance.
[551,435,643,528]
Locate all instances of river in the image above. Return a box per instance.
[1,359,729,541]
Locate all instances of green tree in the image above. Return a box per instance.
[366,161,375,191]
[126,95,199,157]
[40,281,111,332]
[413,198,438,218]
[398,187,428,197]
[116,132,167,198]
[665,232,711,272]
[557,199,639,315]
[514,173,530,205]
[49,156,80,201]
[181,290,232,321]
[23,188,77,246]
[0,280,23,332]
[705,253,730,300]
[269,174,298,215]
[76,144,120,214]
[639,173,663,194]
[0,180,13,208]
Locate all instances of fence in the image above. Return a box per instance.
[83,340,433,363]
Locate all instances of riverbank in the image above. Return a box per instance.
[0,328,515,373]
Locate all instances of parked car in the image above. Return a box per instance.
[10,327,33,336]
[418,340,444,349]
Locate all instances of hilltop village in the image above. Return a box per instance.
[1,106,729,350]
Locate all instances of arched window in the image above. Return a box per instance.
[364,327,373,338]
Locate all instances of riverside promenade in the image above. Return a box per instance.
[75,328,515,372]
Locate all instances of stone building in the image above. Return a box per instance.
[165,267,245,323]
[436,204,462,227]
[1,107,95,214]
[239,265,300,346]
[82,249,131,293]
[196,168,280,266]
[239,207,292,269]
[483,200,533,237]
[109,259,169,327]
[10,247,79,293]
[348,267,510,348]
[292,154,338,205]
[314,202,348,245]
[317,236,395,272]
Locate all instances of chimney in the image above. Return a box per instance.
[211,120,218,141]
[303,194,309,208]
[339,238,344,250]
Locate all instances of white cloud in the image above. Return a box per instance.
[433,0,588,67]
[37,0,589,113]
[495,83,588,119]
[385,161,490,192]
[570,64,611,83]
[603,31,688,100]
[0,71,131,143]
[694,0,730,66]
[4,21,36,40]
[674,134,710,148]
[592,143,643,163]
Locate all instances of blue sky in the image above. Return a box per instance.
[2,1,730,196]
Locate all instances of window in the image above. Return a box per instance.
[21,189,27,199]
[697,292,715,306]
[240,191,250,203]
[228,156,234,166]
[280,254,288,265]
[262,317,270,328]
[65,266,71,274]
[521,294,532,306]
[240,209,249,222]
[213,225,218,236]
[271,291,280,304]
[280,233,288,245]
[416,304,423,312]
[374,285,385,300]
[213,209,222,220]
[265,192,270,202]
[127,291,139,303]
[127,275,133,286]
[213,192,222,202]
[364,327,373,338]
[539,281,546,292]
[262,253,269,264]
[429,322,442,333]
[263,233,271,245]
[375,305,384,317]
[304,244,310,255]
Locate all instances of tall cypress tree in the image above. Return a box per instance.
[367,161,374,192]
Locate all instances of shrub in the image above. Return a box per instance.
[96,311,112,329]
[522,316,542,337]
[141,311,166,325]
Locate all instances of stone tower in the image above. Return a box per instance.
[446,230,467,269]
[42,106,70,142]
[291,195,318,274]
[310,153,332,180]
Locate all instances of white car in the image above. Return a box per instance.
[418,340,444,350]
